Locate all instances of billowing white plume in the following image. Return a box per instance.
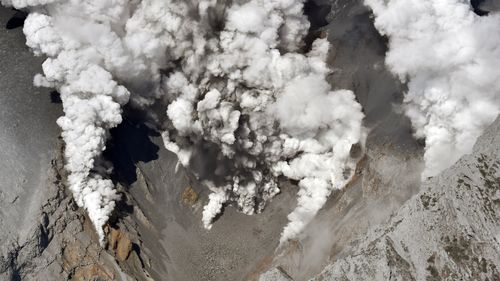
[3,0,365,243]
[365,0,500,178]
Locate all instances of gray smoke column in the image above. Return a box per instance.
[365,0,500,178]
[2,0,366,244]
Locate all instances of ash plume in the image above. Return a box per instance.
[2,0,365,244]
[365,0,500,178]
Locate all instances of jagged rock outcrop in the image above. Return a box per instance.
[307,117,500,280]
[0,140,135,281]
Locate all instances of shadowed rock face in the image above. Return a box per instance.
[472,0,500,15]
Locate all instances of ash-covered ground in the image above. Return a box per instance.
[0,6,62,254]
[0,1,499,281]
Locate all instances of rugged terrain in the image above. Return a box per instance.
[307,116,500,281]
[0,1,499,281]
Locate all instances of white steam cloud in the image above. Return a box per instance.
[3,0,365,244]
[365,0,500,178]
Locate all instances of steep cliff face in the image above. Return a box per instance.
[308,118,500,280]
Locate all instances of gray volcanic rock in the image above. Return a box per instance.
[2,1,498,281]
[0,1,424,280]
[310,117,500,280]
[259,2,500,279]
[476,0,500,13]
[0,5,295,280]
[109,1,424,280]
[259,267,293,281]
[102,116,297,281]
[264,1,423,279]
[0,144,134,281]
[0,7,61,247]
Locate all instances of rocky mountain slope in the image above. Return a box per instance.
[1,1,499,281]
[306,116,500,281]
[0,7,136,280]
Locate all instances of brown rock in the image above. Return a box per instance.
[109,228,121,251]
[107,228,133,261]
[181,186,198,205]
[62,243,80,272]
[73,265,114,281]
[116,233,133,261]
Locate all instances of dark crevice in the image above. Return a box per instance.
[50,91,62,104]
[10,270,21,281]
[6,10,27,29]
[302,0,332,52]
[471,0,489,16]
[102,108,161,220]
[104,111,160,187]
[304,0,331,30]
[110,193,135,220]
[131,243,146,268]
